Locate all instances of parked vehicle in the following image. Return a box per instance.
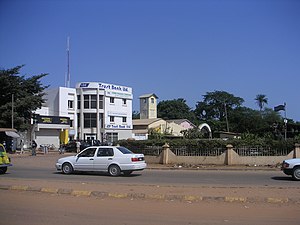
[64,140,91,152]
[56,146,146,176]
[281,158,300,181]
[0,143,12,174]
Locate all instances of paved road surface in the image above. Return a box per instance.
[5,153,298,188]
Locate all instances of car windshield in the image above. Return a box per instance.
[117,146,133,154]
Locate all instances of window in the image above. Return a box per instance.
[78,148,96,157]
[77,95,81,109]
[99,95,104,109]
[122,99,127,105]
[97,148,114,157]
[84,95,97,109]
[110,97,114,104]
[110,116,115,123]
[99,113,104,128]
[91,95,97,108]
[84,113,97,128]
[122,117,127,123]
[77,113,80,127]
[84,95,89,109]
[68,100,74,109]
[106,132,118,143]
[151,98,155,104]
[70,119,73,127]
[117,146,133,154]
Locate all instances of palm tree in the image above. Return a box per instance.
[255,94,268,111]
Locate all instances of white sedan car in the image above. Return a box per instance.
[56,146,147,176]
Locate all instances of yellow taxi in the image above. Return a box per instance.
[0,143,12,174]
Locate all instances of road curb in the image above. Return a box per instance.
[0,184,298,204]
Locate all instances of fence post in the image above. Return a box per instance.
[294,143,300,158]
[225,144,234,165]
[162,143,170,165]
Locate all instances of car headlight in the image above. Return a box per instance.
[281,162,289,169]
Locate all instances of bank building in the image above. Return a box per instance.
[32,82,133,148]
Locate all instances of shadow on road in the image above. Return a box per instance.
[53,171,142,178]
[271,176,294,181]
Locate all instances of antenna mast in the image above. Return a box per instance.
[65,36,70,88]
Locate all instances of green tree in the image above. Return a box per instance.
[255,94,268,111]
[194,90,244,121]
[0,65,48,130]
[229,107,281,135]
[157,98,197,124]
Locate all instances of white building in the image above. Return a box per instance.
[33,87,76,147]
[33,82,133,147]
[76,82,133,143]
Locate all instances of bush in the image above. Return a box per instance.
[117,138,297,152]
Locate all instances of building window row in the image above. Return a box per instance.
[77,113,104,128]
[77,95,104,109]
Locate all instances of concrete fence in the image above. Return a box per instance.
[144,143,300,166]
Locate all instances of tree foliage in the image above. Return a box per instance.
[194,90,244,121]
[0,65,48,130]
[157,98,197,124]
[255,94,268,111]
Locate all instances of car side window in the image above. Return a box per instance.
[78,148,96,157]
[97,148,114,157]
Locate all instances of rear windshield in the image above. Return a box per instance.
[117,146,133,154]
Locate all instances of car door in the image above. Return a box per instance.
[93,147,114,171]
[73,147,97,171]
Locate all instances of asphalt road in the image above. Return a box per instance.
[4,162,298,188]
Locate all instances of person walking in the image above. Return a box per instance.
[20,139,24,154]
[76,140,81,153]
[31,140,37,156]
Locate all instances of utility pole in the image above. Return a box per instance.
[224,102,229,132]
[11,94,14,129]
[284,102,287,140]
[65,36,70,88]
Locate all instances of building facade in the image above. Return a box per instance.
[76,82,133,143]
[32,82,133,147]
[139,93,158,119]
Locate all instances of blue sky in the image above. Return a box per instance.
[1,0,299,121]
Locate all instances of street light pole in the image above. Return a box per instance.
[11,94,14,129]
[224,102,229,132]
[284,102,287,140]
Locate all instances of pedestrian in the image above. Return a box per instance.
[76,140,81,153]
[59,143,65,154]
[31,140,37,156]
[20,139,24,154]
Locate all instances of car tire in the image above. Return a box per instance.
[0,167,7,174]
[108,164,121,177]
[292,166,300,181]
[62,163,73,174]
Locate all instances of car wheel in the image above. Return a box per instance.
[292,167,300,181]
[0,167,7,174]
[123,171,133,176]
[62,163,73,174]
[108,164,121,177]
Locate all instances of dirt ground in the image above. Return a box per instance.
[1,190,300,225]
